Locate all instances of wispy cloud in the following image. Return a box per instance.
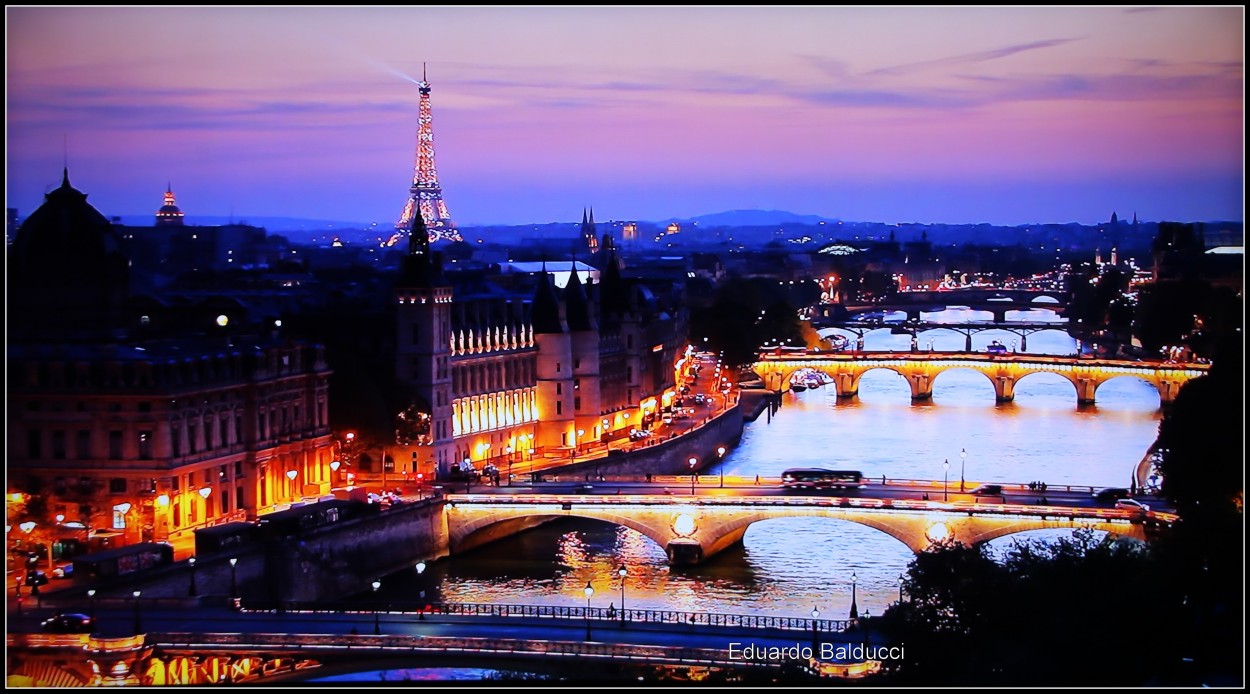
[866,38,1079,77]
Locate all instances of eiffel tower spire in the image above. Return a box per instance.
[397,65,460,242]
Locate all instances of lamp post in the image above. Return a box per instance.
[416,560,427,620]
[87,589,96,621]
[330,460,341,488]
[849,571,859,620]
[617,565,627,626]
[897,573,905,603]
[286,469,298,501]
[372,579,382,635]
[188,556,198,597]
[689,457,698,494]
[132,590,142,634]
[229,557,238,600]
[811,606,820,653]
[862,609,871,651]
[584,581,595,641]
[717,446,726,488]
[960,448,967,493]
[943,459,950,501]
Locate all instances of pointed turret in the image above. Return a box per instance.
[398,212,443,288]
[531,270,565,334]
[563,261,595,331]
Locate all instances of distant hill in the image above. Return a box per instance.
[659,210,840,228]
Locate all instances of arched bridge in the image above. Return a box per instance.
[446,493,1161,566]
[751,352,1208,406]
[817,288,1071,323]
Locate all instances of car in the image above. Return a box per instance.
[970,484,1004,496]
[574,483,594,493]
[51,564,75,580]
[1093,487,1131,502]
[41,613,95,634]
[1115,499,1150,514]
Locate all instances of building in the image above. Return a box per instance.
[7,171,335,557]
[392,214,686,479]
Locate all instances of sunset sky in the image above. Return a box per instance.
[6,6,1244,227]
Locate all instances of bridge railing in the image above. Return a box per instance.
[242,600,857,634]
[484,474,1114,496]
[150,632,791,669]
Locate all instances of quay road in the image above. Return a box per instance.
[446,475,1175,518]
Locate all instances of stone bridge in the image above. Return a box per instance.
[446,494,1160,565]
[751,352,1208,405]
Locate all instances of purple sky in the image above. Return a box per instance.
[6,6,1244,227]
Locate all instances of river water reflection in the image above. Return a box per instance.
[374,309,1162,622]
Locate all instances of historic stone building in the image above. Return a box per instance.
[6,171,335,557]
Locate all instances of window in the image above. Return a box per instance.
[172,428,182,457]
[137,431,153,460]
[110,478,127,494]
[76,430,91,460]
[556,401,563,416]
[556,362,562,373]
[108,430,123,459]
[217,417,227,448]
[556,383,562,395]
[220,465,228,481]
[188,421,198,454]
[574,378,580,390]
[138,401,152,413]
[221,488,231,514]
[235,461,243,477]
[575,359,581,369]
[107,402,121,413]
[236,486,245,512]
[27,430,42,458]
[112,507,128,530]
[575,397,582,410]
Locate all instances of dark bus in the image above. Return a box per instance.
[72,542,174,581]
[194,521,260,557]
[780,468,866,491]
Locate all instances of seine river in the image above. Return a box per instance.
[321,308,1162,680]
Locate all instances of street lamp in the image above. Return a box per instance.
[960,448,967,493]
[617,565,627,626]
[372,579,382,635]
[849,571,859,620]
[416,560,427,620]
[229,557,238,600]
[286,469,299,499]
[188,556,198,597]
[132,590,142,634]
[943,459,950,501]
[811,606,820,653]
[87,588,97,621]
[330,460,341,487]
[584,581,595,641]
[897,573,905,603]
[717,446,727,488]
[689,457,698,494]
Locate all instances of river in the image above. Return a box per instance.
[338,307,1162,677]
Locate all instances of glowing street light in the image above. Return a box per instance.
[132,590,143,634]
[897,573,905,603]
[689,457,698,494]
[584,581,595,641]
[372,579,382,634]
[188,557,198,597]
[811,606,821,652]
[416,560,427,620]
[617,565,627,626]
[960,448,967,493]
[229,557,238,600]
[717,446,727,488]
[87,589,97,621]
[943,459,950,501]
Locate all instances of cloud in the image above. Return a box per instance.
[866,38,1079,77]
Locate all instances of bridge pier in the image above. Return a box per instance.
[992,308,1008,323]
[907,373,933,401]
[833,372,859,398]
[1075,377,1098,405]
[993,376,1016,403]
[665,539,703,566]
[965,334,973,352]
[1020,334,1027,352]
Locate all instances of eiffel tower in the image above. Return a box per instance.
[397,64,460,242]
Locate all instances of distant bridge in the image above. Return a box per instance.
[751,352,1207,406]
[815,288,1071,323]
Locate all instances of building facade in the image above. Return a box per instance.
[7,172,335,557]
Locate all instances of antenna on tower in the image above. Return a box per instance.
[423,62,427,82]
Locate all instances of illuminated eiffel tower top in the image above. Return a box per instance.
[397,64,460,242]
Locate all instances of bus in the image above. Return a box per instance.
[780,469,865,491]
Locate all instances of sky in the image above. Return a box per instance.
[5,6,1245,227]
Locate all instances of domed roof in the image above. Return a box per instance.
[155,184,185,226]
[10,169,130,338]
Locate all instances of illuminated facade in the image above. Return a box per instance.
[395,66,460,242]
[395,216,685,477]
[7,171,335,555]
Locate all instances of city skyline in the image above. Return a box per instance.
[6,6,1245,227]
